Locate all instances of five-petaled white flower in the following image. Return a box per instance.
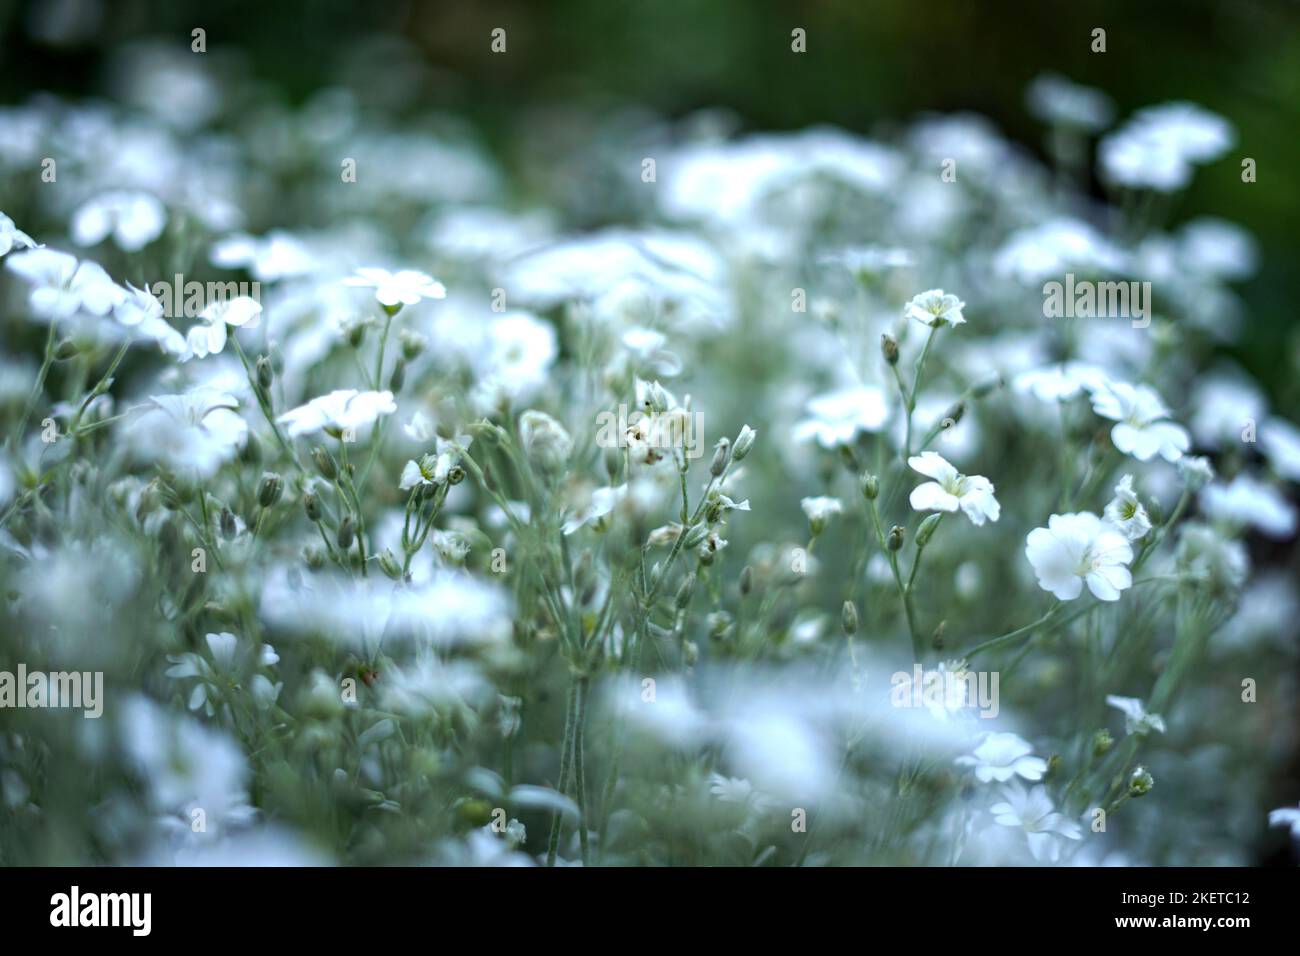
[5,248,123,319]
[400,434,472,490]
[905,289,966,328]
[1106,695,1166,736]
[1026,511,1134,602]
[71,190,167,252]
[907,452,1000,526]
[183,296,262,361]
[990,782,1083,863]
[956,733,1048,783]
[1103,474,1152,540]
[1091,381,1190,462]
[278,389,397,438]
[344,268,446,309]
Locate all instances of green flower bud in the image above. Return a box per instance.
[377,548,403,580]
[675,573,696,611]
[710,437,730,477]
[55,338,81,360]
[519,410,572,479]
[337,515,355,551]
[258,471,284,508]
[731,425,756,462]
[841,600,859,636]
[256,355,273,392]
[240,431,262,465]
[862,473,879,501]
[389,357,406,392]
[219,505,238,539]
[1091,729,1114,758]
[399,328,427,361]
[739,565,753,597]
[887,525,906,551]
[681,523,709,550]
[312,445,338,481]
[881,333,900,366]
[303,492,322,523]
[347,320,367,348]
[303,544,325,570]
[1128,765,1154,798]
[915,513,943,549]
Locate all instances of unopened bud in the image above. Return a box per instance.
[55,338,80,360]
[739,565,753,597]
[399,328,427,361]
[710,437,730,477]
[861,473,879,501]
[256,355,273,392]
[303,544,325,570]
[675,573,696,610]
[731,425,756,462]
[219,505,237,539]
[881,333,899,366]
[337,514,355,550]
[389,357,406,392]
[681,523,709,550]
[312,445,338,481]
[1091,729,1114,758]
[887,525,905,551]
[303,492,322,523]
[841,600,858,636]
[1128,765,1154,798]
[258,472,283,508]
[377,548,403,580]
[915,513,943,549]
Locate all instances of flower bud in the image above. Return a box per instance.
[915,513,943,549]
[943,401,966,427]
[887,525,905,551]
[683,640,699,667]
[55,338,81,360]
[841,600,858,636]
[739,565,753,597]
[399,328,427,361]
[256,355,273,392]
[1045,754,1061,781]
[881,333,900,366]
[1091,729,1114,758]
[377,548,403,580]
[519,410,572,479]
[731,425,756,462]
[303,492,322,523]
[347,320,367,349]
[708,611,733,640]
[389,357,406,392]
[1128,765,1154,798]
[312,445,338,481]
[861,473,879,500]
[710,437,730,477]
[337,514,355,551]
[303,544,326,570]
[240,431,262,465]
[675,573,696,610]
[682,523,709,550]
[258,471,284,508]
[446,465,465,486]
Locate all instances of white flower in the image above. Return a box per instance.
[71,190,166,252]
[1103,475,1151,541]
[183,296,262,361]
[904,289,966,328]
[277,389,396,438]
[1090,381,1190,462]
[5,248,124,319]
[1025,511,1134,602]
[563,484,628,535]
[800,496,843,533]
[0,212,37,256]
[1200,474,1297,539]
[792,385,889,447]
[1269,804,1300,839]
[114,281,190,357]
[400,434,471,490]
[1105,695,1167,736]
[471,312,557,406]
[956,733,1048,783]
[990,783,1083,862]
[1012,362,1111,403]
[907,452,1000,526]
[1129,101,1235,164]
[210,230,316,281]
[402,410,436,444]
[124,388,248,480]
[344,267,446,308]
[1176,454,1215,490]
[1260,417,1300,483]
[1026,73,1114,131]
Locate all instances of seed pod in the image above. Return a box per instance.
[303,492,322,523]
[887,525,905,551]
[881,333,900,366]
[312,445,338,481]
[337,514,355,550]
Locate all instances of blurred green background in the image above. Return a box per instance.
[2,0,1298,398]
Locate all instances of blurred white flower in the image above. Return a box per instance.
[1200,474,1297,539]
[800,495,843,533]
[1091,381,1190,462]
[956,733,1047,783]
[1179,218,1258,281]
[792,385,889,447]
[5,248,123,319]
[1026,73,1114,131]
[994,218,1128,284]
[1260,417,1300,482]
[1026,511,1134,602]
[210,230,317,281]
[990,782,1082,863]
[124,388,248,479]
[344,267,446,308]
[907,451,1000,526]
[278,389,396,438]
[71,190,166,252]
[1013,361,1111,403]
[1106,695,1166,736]
[471,311,557,405]
[1269,804,1300,839]
[0,211,37,256]
[905,289,966,328]
[1103,475,1151,541]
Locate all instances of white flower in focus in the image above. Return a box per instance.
[1025,511,1134,602]
[344,267,446,308]
[907,451,1000,526]
[1091,381,1190,462]
[990,782,1083,863]
[278,389,396,438]
[1103,475,1152,541]
[5,248,124,318]
[792,386,889,447]
[956,733,1048,783]
[905,289,966,328]
[71,190,166,252]
[0,212,37,256]
[1200,474,1297,539]
[1105,695,1167,736]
